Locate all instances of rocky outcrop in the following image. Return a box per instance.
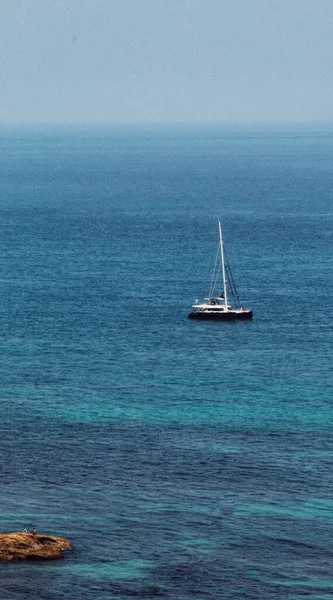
[0,532,71,561]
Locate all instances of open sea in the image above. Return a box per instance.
[0,123,333,599]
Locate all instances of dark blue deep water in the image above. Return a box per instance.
[0,124,333,599]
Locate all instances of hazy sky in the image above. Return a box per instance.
[1,0,333,123]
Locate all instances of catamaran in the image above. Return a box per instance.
[188,221,253,320]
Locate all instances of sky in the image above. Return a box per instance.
[1,0,333,124]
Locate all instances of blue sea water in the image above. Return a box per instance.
[0,123,333,599]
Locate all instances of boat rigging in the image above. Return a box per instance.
[188,221,253,321]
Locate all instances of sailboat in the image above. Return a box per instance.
[188,221,253,320]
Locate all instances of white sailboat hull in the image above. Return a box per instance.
[188,306,253,320]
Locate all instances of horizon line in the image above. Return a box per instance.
[0,120,333,127]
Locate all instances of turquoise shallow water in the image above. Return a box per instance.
[0,124,333,599]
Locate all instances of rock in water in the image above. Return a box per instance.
[0,532,71,561]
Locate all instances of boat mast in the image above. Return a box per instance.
[218,221,228,309]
